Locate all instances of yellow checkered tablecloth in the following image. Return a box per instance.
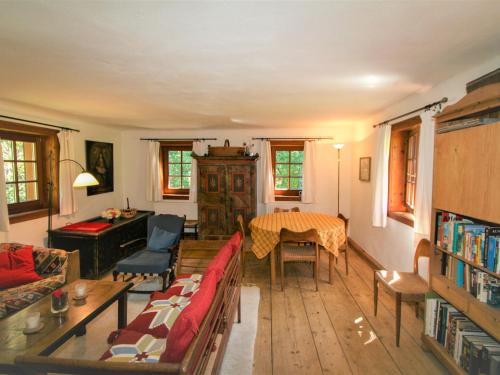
[249,212,346,259]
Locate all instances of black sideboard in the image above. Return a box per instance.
[49,211,154,279]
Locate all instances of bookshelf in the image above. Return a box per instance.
[423,83,500,375]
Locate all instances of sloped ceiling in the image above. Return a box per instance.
[0,1,499,130]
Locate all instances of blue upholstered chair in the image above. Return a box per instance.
[113,214,185,292]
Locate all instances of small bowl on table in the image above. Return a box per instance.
[121,208,137,219]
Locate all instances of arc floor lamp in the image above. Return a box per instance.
[47,156,99,247]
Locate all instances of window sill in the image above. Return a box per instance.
[9,207,58,224]
[275,195,301,202]
[388,211,414,227]
[163,194,189,201]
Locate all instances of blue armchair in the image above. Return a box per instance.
[113,214,185,292]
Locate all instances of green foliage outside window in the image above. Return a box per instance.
[275,150,303,190]
[168,150,192,189]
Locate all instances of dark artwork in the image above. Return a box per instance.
[86,140,113,196]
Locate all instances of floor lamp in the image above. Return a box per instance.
[47,156,99,247]
[333,143,344,215]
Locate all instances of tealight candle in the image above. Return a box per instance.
[26,312,40,329]
[74,282,87,298]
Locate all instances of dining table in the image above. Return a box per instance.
[249,211,346,286]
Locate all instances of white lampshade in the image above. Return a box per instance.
[72,172,99,188]
[333,143,345,150]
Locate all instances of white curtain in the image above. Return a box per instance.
[372,125,391,227]
[146,141,163,202]
[189,141,205,202]
[260,141,275,204]
[57,131,78,216]
[414,110,437,237]
[302,140,317,203]
[0,142,9,232]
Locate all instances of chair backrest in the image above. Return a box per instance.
[279,228,318,244]
[413,238,432,275]
[291,207,300,212]
[147,214,186,246]
[274,207,289,213]
[337,213,349,234]
[236,214,245,241]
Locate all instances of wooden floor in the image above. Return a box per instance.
[242,247,449,375]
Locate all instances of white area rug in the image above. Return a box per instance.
[220,285,260,375]
[54,283,260,375]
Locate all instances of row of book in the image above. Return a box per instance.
[436,211,500,273]
[425,294,499,375]
[445,257,499,307]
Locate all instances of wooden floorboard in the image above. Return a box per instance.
[243,247,450,375]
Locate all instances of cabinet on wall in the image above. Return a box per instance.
[194,154,258,239]
[422,83,500,375]
[49,211,154,279]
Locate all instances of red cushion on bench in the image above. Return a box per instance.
[228,231,242,254]
[150,274,203,301]
[160,270,217,363]
[0,251,11,270]
[205,242,233,282]
[100,330,166,363]
[0,246,42,288]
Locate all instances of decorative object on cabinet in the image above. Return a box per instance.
[421,83,500,375]
[194,153,258,239]
[48,211,154,279]
[359,156,371,182]
[85,140,113,196]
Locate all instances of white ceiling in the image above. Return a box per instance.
[0,1,499,130]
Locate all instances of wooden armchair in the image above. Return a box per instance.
[373,239,431,346]
[279,228,320,291]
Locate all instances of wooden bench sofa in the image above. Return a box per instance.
[16,232,242,375]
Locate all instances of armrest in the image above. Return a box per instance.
[120,238,147,248]
[65,250,80,283]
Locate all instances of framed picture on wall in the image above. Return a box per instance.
[359,157,371,182]
[86,140,114,195]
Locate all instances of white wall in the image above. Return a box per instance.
[0,101,123,246]
[121,127,355,221]
[349,55,500,271]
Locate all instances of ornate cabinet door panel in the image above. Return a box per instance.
[196,155,258,239]
[227,163,256,235]
[198,163,228,238]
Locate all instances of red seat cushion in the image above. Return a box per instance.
[0,251,11,270]
[205,242,233,282]
[0,246,42,289]
[228,231,242,254]
[100,330,166,363]
[150,274,203,301]
[160,271,217,363]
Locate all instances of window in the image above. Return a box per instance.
[0,121,59,223]
[388,117,420,226]
[161,141,193,199]
[271,141,304,201]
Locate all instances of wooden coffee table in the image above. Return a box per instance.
[0,279,132,373]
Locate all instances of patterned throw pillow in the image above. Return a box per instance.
[33,249,68,277]
[100,331,166,363]
[126,295,192,338]
[150,274,203,302]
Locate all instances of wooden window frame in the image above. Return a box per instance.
[0,121,59,224]
[387,116,420,227]
[161,141,193,200]
[270,140,304,202]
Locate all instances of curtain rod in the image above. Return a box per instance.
[372,97,448,128]
[252,137,334,141]
[140,138,217,141]
[0,114,80,132]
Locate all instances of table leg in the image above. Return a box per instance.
[118,292,128,329]
[270,247,276,287]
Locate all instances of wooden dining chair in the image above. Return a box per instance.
[373,238,432,346]
[332,213,349,277]
[236,215,253,277]
[279,228,320,291]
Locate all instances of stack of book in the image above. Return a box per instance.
[436,211,500,273]
[425,294,500,375]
